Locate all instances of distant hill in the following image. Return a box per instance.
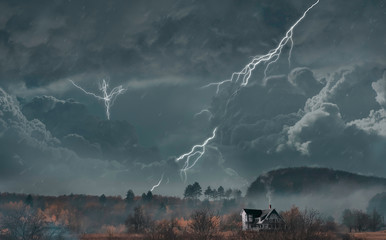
[246,167,386,198]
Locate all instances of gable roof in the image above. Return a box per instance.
[242,208,273,218]
[243,208,263,216]
[242,208,285,221]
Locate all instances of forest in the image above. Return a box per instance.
[0,181,385,240]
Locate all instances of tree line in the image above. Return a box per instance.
[342,208,384,232]
[183,182,242,200]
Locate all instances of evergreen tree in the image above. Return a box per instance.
[204,186,213,200]
[217,186,224,199]
[232,189,242,199]
[125,189,135,203]
[225,189,232,199]
[99,194,107,206]
[211,189,218,200]
[146,191,153,201]
[141,193,147,201]
[184,182,202,199]
[184,184,194,199]
[192,182,202,198]
[25,194,33,207]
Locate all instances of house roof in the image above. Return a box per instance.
[260,209,272,220]
[242,208,273,218]
[242,208,285,224]
[243,208,263,216]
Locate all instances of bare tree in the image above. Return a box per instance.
[368,208,382,231]
[0,202,65,240]
[352,209,369,232]
[281,206,329,240]
[125,205,152,233]
[188,209,220,240]
[145,219,180,240]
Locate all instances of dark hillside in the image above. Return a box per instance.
[247,167,386,197]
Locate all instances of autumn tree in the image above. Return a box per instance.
[281,206,325,240]
[188,209,220,240]
[125,206,152,233]
[0,202,65,240]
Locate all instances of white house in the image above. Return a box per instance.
[241,206,285,231]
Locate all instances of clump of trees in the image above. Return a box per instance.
[0,202,70,240]
[342,208,383,232]
[187,209,221,240]
[204,186,241,200]
[184,182,202,199]
[130,206,345,240]
[125,206,153,233]
[183,182,242,201]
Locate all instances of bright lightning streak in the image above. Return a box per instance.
[150,173,164,192]
[203,0,320,91]
[176,1,320,180]
[194,109,213,120]
[69,79,126,120]
[176,127,217,182]
[201,79,232,94]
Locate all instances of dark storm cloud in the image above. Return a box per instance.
[0,0,310,92]
[0,87,183,195]
[0,0,386,196]
[210,64,386,179]
[21,95,161,163]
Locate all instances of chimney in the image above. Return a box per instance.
[269,204,271,209]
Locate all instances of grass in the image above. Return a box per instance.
[351,230,386,240]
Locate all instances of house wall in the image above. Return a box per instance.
[241,211,248,230]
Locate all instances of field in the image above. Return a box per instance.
[80,231,386,240]
[351,230,386,240]
[81,233,144,240]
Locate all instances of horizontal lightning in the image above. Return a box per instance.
[194,109,213,120]
[69,79,126,120]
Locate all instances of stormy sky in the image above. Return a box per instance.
[0,0,386,197]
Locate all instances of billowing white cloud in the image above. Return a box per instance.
[371,71,386,108]
[349,109,386,136]
[285,103,344,155]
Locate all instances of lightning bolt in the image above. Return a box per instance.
[69,79,126,120]
[201,79,232,95]
[203,0,320,91]
[176,0,319,180]
[194,109,213,120]
[150,173,164,192]
[176,127,217,182]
